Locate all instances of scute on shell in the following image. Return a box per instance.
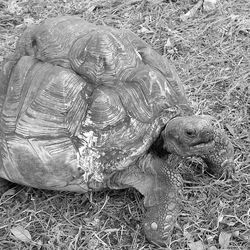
[1,56,88,137]
[69,30,141,85]
[84,86,126,130]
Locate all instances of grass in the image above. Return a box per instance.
[0,0,249,249]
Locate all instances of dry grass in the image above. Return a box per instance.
[0,0,249,249]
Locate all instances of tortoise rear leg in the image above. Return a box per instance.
[0,178,12,196]
[107,154,183,246]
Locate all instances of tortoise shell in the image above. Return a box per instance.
[0,16,191,192]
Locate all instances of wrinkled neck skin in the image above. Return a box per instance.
[162,115,234,177]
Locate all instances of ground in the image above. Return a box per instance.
[0,0,249,249]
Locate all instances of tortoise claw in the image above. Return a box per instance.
[214,159,235,179]
[202,130,235,179]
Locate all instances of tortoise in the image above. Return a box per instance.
[0,16,234,245]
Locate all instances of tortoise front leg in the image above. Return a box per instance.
[107,154,183,246]
[200,127,234,178]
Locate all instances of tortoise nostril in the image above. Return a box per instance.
[31,39,37,48]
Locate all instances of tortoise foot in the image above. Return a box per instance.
[143,199,179,246]
[211,159,235,179]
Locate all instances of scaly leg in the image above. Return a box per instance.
[107,154,183,246]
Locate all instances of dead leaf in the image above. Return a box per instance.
[138,27,153,34]
[241,230,250,242]
[7,0,23,14]
[180,0,203,22]
[227,221,237,226]
[240,19,250,33]
[10,226,32,243]
[208,246,218,250]
[87,237,99,250]
[225,124,236,137]
[85,0,102,13]
[232,230,239,237]
[203,0,218,12]
[187,240,205,250]
[218,214,224,223]
[165,38,172,48]
[206,234,215,244]
[184,230,192,241]
[219,231,232,249]
[23,17,35,25]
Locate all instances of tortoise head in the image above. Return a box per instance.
[162,115,235,177]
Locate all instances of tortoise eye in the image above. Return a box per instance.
[185,128,196,137]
